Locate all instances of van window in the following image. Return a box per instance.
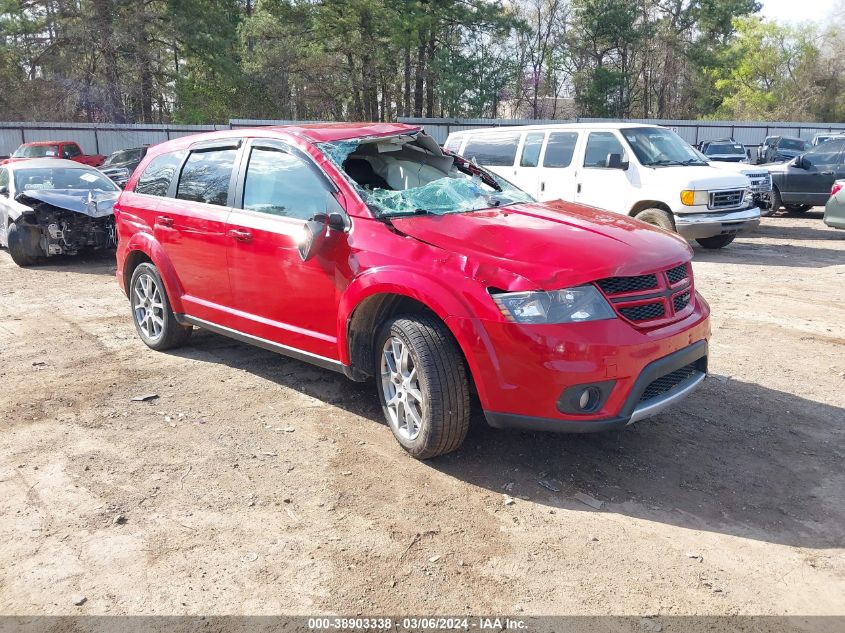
[443,136,463,153]
[463,133,520,166]
[520,132,545,167]
[242,147,328,220]
[584,132,625,168]
[176,149,237,206]
[543,132,579,168]
[135,150,186,197]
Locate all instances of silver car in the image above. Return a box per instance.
[0,158,119,266]
[824,180,845,230]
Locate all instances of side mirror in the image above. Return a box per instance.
[0,186,7,197]
[298,214,328,262]
[606,153,628,170]
[793,156,805,169]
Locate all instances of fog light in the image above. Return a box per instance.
[578,389,592,409]
[558,381,615,415]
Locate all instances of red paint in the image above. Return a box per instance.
[1,141,105,166]
[115,124,710,427]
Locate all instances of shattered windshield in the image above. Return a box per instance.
[13,144,60,158]
[622,127,707,167]
[14,167,119,193]
[318,132,533,218]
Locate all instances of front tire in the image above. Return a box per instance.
[129,262,191,351]
[375,315,470,459]
[696,234,736,249]
[7,221,39,267]
[634,208,675,232]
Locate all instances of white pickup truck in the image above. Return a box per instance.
[444,123,761,249]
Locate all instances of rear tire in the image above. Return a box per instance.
[634,208,675,232]
[7,221,39,267]
[375,314,470,459]
[129,262,192,351]
[696,234,736,249]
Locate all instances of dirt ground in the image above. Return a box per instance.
[0,211,842,619]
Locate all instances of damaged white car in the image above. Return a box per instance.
[0,158,118,267]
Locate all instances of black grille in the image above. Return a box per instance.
[639,363,700,403]
[666,264,688,284]
[597,274,658,295]
[619,302,665,321]
[673,292,691,312]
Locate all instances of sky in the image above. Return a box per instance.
[758,0,837,24]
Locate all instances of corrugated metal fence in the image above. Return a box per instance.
[3,117,845,157]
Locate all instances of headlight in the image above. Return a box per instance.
[680,190,708,206]
[490,285,616,324]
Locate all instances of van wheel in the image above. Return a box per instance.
[696,234,736,249]
[634,208,675,232]
[375,315,470,459]
[129,262,192,351]
[7,221,39,267]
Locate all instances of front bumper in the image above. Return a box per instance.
[484,341,707,432]
[674,207,761,240]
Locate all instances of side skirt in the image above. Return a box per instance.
[175,313,348,375]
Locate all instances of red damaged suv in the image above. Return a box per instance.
[114,123,710,458]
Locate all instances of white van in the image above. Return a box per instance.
[444,123,761,249]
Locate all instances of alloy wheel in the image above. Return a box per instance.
[132,272,165,342]
[380,336,424,441]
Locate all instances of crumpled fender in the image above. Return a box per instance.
[122,231,186,314]
[336,266,498,401]
[16,189,119,218]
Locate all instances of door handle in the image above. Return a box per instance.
[157,215,174,228]
[577,183,582,193]
[228,228,253,243]
[540,182,545,192]
[820,171,835,176]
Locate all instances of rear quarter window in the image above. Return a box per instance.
[462,133,520,167]
[134,150,186,197]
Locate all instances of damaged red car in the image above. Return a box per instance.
[113,123,710,458]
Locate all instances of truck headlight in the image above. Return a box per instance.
[490,286,616,324]
[680,190,708,206]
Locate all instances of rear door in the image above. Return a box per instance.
[156,140,242,323]
[536,130,580,202]
[224,139,350,360]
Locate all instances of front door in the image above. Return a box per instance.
[511,131,545,197]
[574,131,631,214]
[536,130,581,203]
[155,141,240,323]
[224,140,349,361]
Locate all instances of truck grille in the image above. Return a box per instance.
[709,189,746,209]
[596,262,694,326]
[639,362,702,403]
[744,172,772,193]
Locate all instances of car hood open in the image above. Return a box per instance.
[390,200,693,291]
[17,189,119,218]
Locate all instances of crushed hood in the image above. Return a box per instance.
[17,189,119,218]
[390,200,693,291]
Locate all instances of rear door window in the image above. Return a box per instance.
[520,132,545,167]
[463,133,520,166]
[543,132,579,168]
[241,146,328,220]
[176,149,238,206]
[583,132,625,168]
[135,151,186,197]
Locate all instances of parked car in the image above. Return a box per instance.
[693,149,774,215]
[114,123,711,459]
[757,136,778,163]
[699,138,748,163]
[811,133,845,147]
[445,123,760,249]
[823,180,845,229]
[0,141,106,167]
[100,146,149,188]
[768,138,845,213]
[0,159,119,266]
[761,136,808,164]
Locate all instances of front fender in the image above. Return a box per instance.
[121,232,185,313]
[337,267,500,404]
